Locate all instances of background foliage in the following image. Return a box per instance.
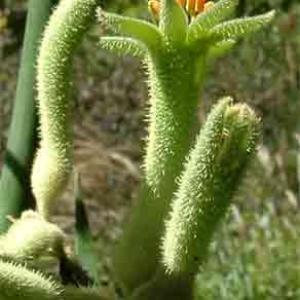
[0,0,299,299]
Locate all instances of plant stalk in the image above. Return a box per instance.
[0,0,54,233]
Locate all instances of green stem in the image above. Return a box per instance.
[129,269,194,300]
[144,49,203,192]
[0,0,54,233]
[31,0,99,219]
[162,99,260,275]
[114,46,206,293]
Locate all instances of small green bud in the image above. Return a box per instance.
[0,210,64,272]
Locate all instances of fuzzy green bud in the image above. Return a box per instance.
[162,97,260,274]
[0,210,64,272]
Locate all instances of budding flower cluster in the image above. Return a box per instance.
[149,0,215,19]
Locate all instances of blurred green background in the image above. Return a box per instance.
[0,0,299,299]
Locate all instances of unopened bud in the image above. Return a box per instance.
[148,0,161,19]
[148,0,210,19]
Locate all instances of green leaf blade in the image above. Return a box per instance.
[209,10,275,41]
[99,36,147,58]
[97,8,162,50]
[74,174,100,286]
[159,0,188,44]
[208,39,237,60]
[188,0,238,43]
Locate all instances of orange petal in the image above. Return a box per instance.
[187,0,196,14]
[195,0,206,14]
[177,0,187,7]
[148,0,161,18]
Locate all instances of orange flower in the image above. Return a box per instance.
[195,0,206,14]
[185,0,206,15]
[148,0,160,19]
[186,0,196,13]
[149,0,211,19]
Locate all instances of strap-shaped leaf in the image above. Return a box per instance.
[159,0,188,43]
[188,0,238,42]
[74,173,100,286]
[97,8,162,50]
[209,10,275,41]
[99,36,147,58]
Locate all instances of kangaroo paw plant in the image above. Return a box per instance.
[0,0,275,299]
[102,0,273,296]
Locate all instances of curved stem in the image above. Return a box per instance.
[31,0,99,219]
[0,0,54,233]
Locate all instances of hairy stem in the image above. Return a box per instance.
[0,0,54,233]
[31,0,99,219]
[114,46,206,292]
[162,99,260,275]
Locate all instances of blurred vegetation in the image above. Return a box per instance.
[0,0,299,299]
